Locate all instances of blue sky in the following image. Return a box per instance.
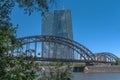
[11,0,120,57]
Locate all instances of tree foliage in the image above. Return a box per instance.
[0,19,39,79]
[0,0,55,79]
[0,0,56,16]
[16,0,56,15]
[39,62,72,80]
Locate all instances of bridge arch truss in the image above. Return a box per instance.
[11,35,119,63]
[14,35,95,62]
[94,52,119,62]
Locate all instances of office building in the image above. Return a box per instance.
[42,10,73,59]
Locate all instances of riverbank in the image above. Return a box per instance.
[84,65,120,73]
[73,65,120,73]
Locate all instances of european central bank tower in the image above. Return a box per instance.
[42,10,73,59]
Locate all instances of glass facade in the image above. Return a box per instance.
[42,10,73,59]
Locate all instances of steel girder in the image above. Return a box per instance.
[17,35,94,62]
[94,52,119,62]
[14,35,119,63]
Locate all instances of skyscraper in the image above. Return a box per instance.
[42,9,73,59]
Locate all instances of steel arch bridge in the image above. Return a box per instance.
[94,52,119,62]
[13,35,118,63]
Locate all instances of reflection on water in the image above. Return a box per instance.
[72,72,120,80]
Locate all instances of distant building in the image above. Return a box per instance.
[42,10,73,59]
[98,55,105,61]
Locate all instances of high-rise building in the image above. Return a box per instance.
[42,10,73,59]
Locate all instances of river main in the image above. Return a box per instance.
[72,72,120,80]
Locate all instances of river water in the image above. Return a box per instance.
[72,72,120,80]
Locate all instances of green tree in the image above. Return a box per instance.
[39,62,72,80]
[0,0,55,79]
[0,26,17,79]
[16,0,56,15]
[0,21,39,79]
[0,0,56,16]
